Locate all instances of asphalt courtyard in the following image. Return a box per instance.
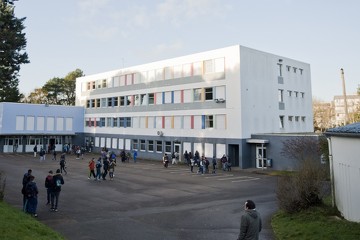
[1,152,278,240]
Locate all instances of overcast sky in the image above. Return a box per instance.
[14,0,360,102]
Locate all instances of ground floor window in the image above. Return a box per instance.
[156,140,162,152]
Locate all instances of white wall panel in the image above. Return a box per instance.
[174,91,181,103]
[106,138,111,148]
[183,89,192,103]
[156,92,162,105]
[56,117,64,131]
[112,138,118,149]
[125,139,131,150]
[184,116,191,129]
[37,117,45,131]
[194,142,202,156]
[216,115,226,129]
[165,91,172,104]
[26,116,34,131]
[194,116,202,129]
[100,137,105,147]
[16,116,24,130]
[95,137,100,147]
[174,116,182,129]
[118,138,124,149]
[216,144,226,158]
[204,143,214,158]
[47,117,55,131]
[183,142,191,153]
[66,118,73,131]
[148,117,155,129]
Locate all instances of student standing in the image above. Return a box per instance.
[50,169,64,212]
[33,145,37,158]
[95,158,102,181]
[88,158,96,179]
[22,169,32,211]
[237,200,262,240]
[44,170,53,205]
[60,154,67,175]
[24,175,38,217]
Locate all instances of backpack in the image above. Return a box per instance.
[25,182,36,198]
[45,175,53,188]
[56,179,62,187]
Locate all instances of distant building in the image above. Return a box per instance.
[326,123,360,223]
[76,45,314,169]
[333,94,360,126]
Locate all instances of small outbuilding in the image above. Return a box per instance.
[326,122,360,223]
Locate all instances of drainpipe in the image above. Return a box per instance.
[261,143,264,170]
[327,137,335,207]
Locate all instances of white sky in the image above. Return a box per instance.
[14,0,360,102]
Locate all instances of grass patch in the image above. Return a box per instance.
[0,201,65,240]
[272,201,360,240]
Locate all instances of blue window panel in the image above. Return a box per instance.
[171,91,174,103]
[162,92,165,104]
[202,115,205,129]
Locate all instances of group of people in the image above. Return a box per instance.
[88,154,117,181]
[21,168,65,217]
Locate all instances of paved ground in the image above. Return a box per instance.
[0,153,278,240]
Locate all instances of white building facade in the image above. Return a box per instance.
[76,45,313,169]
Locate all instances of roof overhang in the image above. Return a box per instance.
[246,139,269,144]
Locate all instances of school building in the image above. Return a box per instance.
[75,45,314,170]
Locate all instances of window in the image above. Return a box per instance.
[107,97,112,107]
[125,117,132,127]
[113,97,118,106]
[101,98,106,107]
[205,115,214,128]
[120,96,125,106]
[299,68,303,75]
[293,67,297,73]
[148,140,154,152]
[96,99,100,108]
[295,91,298,97]
[287,90,292,97]
[91,99,95,108]
[119,117,125,127]
[148,93,154,105]
[165,141,171,153]
[194,88,202,101]
[102,79,107,88]
[85,118,90,127]
[156,140,162,152]
[279,116,284,129]
[86,100,90,108]
[288,116,293,121]
[205,88,213,100]
[113,117,118,127]
[286,65,291,71]
[91,81,95,90]
[132,139,138,150]
[140,140,146,151]
[203,58,224,74]
[301,116,306,122]
[140,94,146,105]
[278,89,284,102]
[87,82,91,90]
[277,64,282,76]
[100,118,105,127]
[301,92,305,98]
[295,116,299,122]
[107,118,112,127]
[126,96,132,106]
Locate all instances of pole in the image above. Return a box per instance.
[340,68,349,125]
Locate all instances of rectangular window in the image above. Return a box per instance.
[295,116,299,122]
[277,64,282,77]
[86,100,90,108]
[126,96,132,106]
[293,67,297,73]
[119,117,125,127]
[140,94,146,105]
[87,82,91,90]
[113,117,118,127]
[205,87,213,100]
[96,99,100,108]
[91,99,95,108]
[101,98,106,107]
[148,93,154,105]
[91,81,96,90]
[113,97,118,106]
[107,117,112,127]
[132,139,138,150]
[301,116,306,122]
[295,91,298,97]
[279,116,284,129]
[278,89,284,102]
[156,140,162,152]
[194,88,202,101]
[125,117,132,127]
[107,97,112,107]
[205,115,214,128]
[299,68,303,75]
[286,65,291,71]
[301,92,305,98]
[288,116,293,121]
[148,140,154,152]
[100,118,105,127]
[165,141,171,153]
[102,79,107,88]
[120,96,125,106]
[287,90,292,97]
[85,118,90,127]
[140,140,146,151]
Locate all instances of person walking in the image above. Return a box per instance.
[24,175,38,217]
[163,153,169,168]
[102,157,109,180]
[22,169,32,211]
[95,158,102,181]
[60,154,67,175]
[33,145,37,158]
[108,159,116,180]
[212,156,217,174]
[88,158,96,180]
[50,169,64,212]
[237,200,262,240]
[190,157,195,173]
[44,170,53,205]
[133,150,138,163]
[52,150,57,161]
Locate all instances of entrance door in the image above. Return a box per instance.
[256,145,267,168]
[174,143,181,162]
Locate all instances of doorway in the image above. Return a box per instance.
[256,145,267,168]
[173,143,181,162]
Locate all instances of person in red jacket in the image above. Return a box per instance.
[88,158,96,180]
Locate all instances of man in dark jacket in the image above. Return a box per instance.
[50,169,64,212]
[237,200,262,240]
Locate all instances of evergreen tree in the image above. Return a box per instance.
[0,0,29,102]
